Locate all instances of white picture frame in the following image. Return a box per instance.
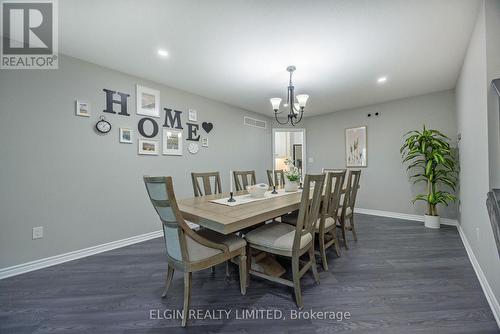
[163,128,183,156]
[119,128,133,144]
[188,109,197,122]
[345,126,367,167]
[138,139,159,155]
[75,100,90,117]
[136,85,160,118]
[201,137,208,147]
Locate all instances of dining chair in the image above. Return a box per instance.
[233,170,257,191]
[191,171,231,275]
[266,169,285,188]
[143,176,247,327]
[322,168,347,187]
[282,170,346,270]
[191,172,222,197]
[317,170,345,269]
[245,174,325,309]
[337,170,361,249]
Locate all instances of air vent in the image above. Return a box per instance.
[244,116,267,129]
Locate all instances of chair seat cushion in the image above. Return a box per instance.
[318,217,336,230]
[197,229,246,252]
[245,221,312,253]
[282,212,335,231]
[337,206,352,217]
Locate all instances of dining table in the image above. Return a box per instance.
[178,189,303,235]
[177,187,352,235]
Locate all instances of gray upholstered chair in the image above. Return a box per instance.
[191,172,222,197]
[337,170,361,249]
[245,174,325,309]
[266,169,285,188]
[233,170,257,191]
[144,176,247,327]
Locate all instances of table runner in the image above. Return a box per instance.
[210,188,301,207]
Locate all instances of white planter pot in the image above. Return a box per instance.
[424,214,440,229]
[284,180,299,192]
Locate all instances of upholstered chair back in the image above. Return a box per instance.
[144,176,225,264]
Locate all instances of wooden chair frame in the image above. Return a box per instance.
[246,174,325,309]
[144,176,247,327]
[337,170,361,249]
[316,170,346,270]
[191,172,222,197]
[266,169,285,188]
[233,170,257,191]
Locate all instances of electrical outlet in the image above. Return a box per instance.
[308,157,314,163]
[32,226,43,240]
[476,227,480,241]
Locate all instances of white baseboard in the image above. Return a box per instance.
[354,208,458,226]
[0,230,163,280]
[457,225,500,328]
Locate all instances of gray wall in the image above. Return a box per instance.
[0,55,272,268]
[303,90,458,219]
[456,0,500,309]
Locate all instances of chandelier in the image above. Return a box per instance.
[270,65,309,126]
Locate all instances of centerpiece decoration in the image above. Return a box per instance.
[284,158,300,192]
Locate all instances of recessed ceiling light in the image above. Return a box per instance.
[377,76,388,84]
[157,49,169,57]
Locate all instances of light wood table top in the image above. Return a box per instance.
[178,190,303,235]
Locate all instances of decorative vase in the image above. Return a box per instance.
[424,214,440,229]
[284,180,299,192]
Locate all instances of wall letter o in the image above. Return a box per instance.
[138,117,159,138]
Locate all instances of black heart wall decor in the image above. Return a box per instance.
[202,122,213,133]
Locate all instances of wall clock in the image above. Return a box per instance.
[188,142,199,154]
[96,116,111,134]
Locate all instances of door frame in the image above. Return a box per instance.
[271,128,307,175]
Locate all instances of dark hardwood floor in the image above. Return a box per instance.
[1,214,498,333]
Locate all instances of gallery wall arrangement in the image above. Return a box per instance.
[75,85,215,157]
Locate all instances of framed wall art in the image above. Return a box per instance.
[136,85,160,118]
[345,126,367,167]
[188,109,197,122]
[138,139,159,155]
[163,128,183,156]
[119,128,133,143]
[75,101,90,117]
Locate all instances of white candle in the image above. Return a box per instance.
[230,170,233,192]
[272,169,275,187]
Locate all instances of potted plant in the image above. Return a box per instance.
[400,125,458,229]
[283,158,301,192]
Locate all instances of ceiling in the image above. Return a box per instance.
[60,0,479,117]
